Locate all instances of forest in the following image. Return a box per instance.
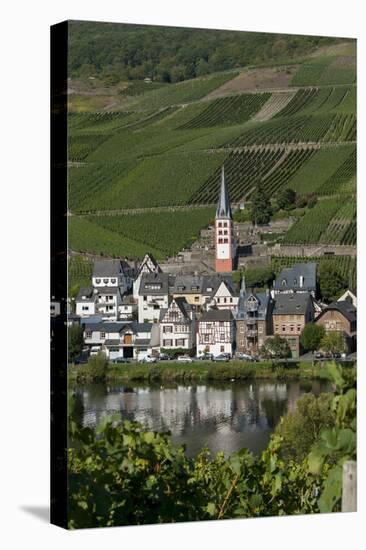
[68,20,345,83]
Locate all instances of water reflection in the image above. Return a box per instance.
[72,380,331,457]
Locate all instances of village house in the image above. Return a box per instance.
[272,263,317,298]
[272,292,314,358]
[133,253,162,300]
[138,272,174,323]
[197,309,235,357]
[118,293,138,320]
[159,297,196,352]
[206,277,239,312]
[236,278,273,356]
[315,299,357,353]
[92,258,133,294]
[83,321,160,360]
[75,286,98,317]
[172,275,203,306]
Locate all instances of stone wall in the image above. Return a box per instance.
[271,244,357,258]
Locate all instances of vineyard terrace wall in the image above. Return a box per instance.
[271,244,356,258]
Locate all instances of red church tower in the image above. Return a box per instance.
[215,166,236,272]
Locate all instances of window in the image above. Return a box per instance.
[275,325,279,332]
[143,296,147,301]
[218,222,222,227]
[194,296,199,302]
[297,324,301,332]
[85,331,92,338]
[103,279,109,284]
[240,325,244,333]
[290,325,294,332]
[230,297,232,303]
[204,334,210,343]
[220,346,225,352]
[220,333,225,341]
[82,306,89,311]
[282,325,286,332]
[223,222,227,227]
[111,278,116,284]
[224,297,227,303]
[223,230,228,235]
[175,339,185,347]
[219,230,223,235]
[163,339,173,346]
[163,326,173,333]
[218,238,223,244]
[224,238,228,243]
[101,332,106,338]
[95,279,101,284]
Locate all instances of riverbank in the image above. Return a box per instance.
[68,359,354,384]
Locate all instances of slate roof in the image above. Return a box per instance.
[216,166,232,219]
[173,275,203,294]
[159,297,192,322]
[85,322,130,333]
[202,274,237,296]
[134,253,161,280]
[236,291,271,320]
[319,300,357,324]
[138,272,174,296]
[273,263,316,292]
[95,286,119,295]
[93,259,122,278]
[273,292,313,315]
[200,309,233,322]
[104,339,121,346]
[76,286,95,301]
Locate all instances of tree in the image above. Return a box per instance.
[245,266,275,289]
[68,325,84,361]
[275,393,335,462]
[300,323,325,354]
[318,262,347,302]
[320,332,346,354]
[249,184,273,225]
[260,335,291,360]
[276,188,296,211]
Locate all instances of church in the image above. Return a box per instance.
[214,166,237,273]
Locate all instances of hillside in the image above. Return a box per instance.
[68,36,356,263]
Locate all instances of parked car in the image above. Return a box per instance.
[112,357,130,364]
[324,351,332,359]
[332,352,341,359]
[236,353,254,362]
[138,355,157,363]
[197,353,214,361]
[159,353,171,361]
[177,355,193,363]
[213,353,230,362]
[315,352,324,359]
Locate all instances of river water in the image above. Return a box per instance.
[71,379,332,457]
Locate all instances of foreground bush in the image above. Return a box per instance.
[68,363,356,528]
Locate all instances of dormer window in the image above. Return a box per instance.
[95,279,101,284]
[111,278,116,284]
[178,286,185,291]
[103,278,109,284]
[282,279,287,286]
[207,287,212,292]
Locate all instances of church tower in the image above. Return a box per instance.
[215,166,236,272]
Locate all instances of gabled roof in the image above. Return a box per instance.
[236,291,271,320]
[200,309,233,322]
[273,263,316,292]
[317,300,357,324]
[215,166,232,219]
[159,297,192,322]
[273,292,313,315]
[93,259,122,278]
[202,274,235,296]
[135,253,161,280]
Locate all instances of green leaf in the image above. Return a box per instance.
[206,502,216,516]
[318,464,343,513]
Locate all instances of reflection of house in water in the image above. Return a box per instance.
[78,380,330,457]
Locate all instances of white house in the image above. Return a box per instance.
[83,321,160,360]
[197,309,235,357]
[138,272,172,323]
[207,279,239,312]
[75,286,97,317]
[118,293,138,320]
[92,258,133,295]
[159,297,196,352]
[95,287,123,321]
[133,253,161,300]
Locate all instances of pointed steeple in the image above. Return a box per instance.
[240,272,246,297]
[216,165,232,219]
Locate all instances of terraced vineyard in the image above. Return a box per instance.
[282,196,356,245]
[317,147,356,195]
[179,93,270,128]
[68,255,93,290]
[67,42,356,261]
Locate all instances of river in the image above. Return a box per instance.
[71,379,332,457]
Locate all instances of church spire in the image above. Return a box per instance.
[216,165,232,219]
